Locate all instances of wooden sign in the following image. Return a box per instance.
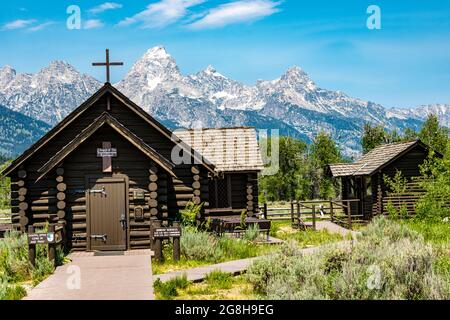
[153,227,181,239]
[97,148,117,157]
[133,190,145,200]
[28,232,55,244]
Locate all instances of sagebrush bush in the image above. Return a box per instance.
[247,216,450,300]
[180,228,222,261]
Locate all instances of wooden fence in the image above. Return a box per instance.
[259,199,365,230]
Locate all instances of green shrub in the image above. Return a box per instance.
[178,202,203,227]
[247,216,450,300]
[153,274,190,300]
[180,228,222,262]
[0,281,27,300]
[243,224,260,242]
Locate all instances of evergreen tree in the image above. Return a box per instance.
[310,132,343,199]
[418,114,449,154]
[361,123,386,154]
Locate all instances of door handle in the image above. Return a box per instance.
[91,234,107,242]
[120,213,127,230]
[90,186,107,196]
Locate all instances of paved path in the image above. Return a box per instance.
[155,241,352,283]
[24,250,154,300]
[315,220,360,238]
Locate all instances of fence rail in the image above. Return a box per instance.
[260,199,365,230]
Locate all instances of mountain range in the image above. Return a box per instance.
[0,46,449,158]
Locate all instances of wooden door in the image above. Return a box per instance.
[87,177,127,251]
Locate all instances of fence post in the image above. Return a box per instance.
[172,221,181,262]
[151,221,163,262]
[290,200,294,224]
[347,200,352,230]
[48,224,56,267]
[330,199,334,222]
[296,202,300,221]
[28,225,36,267]
[263,203,267,220]
[312,205,316,231]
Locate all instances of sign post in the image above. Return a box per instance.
[151,223,182,262]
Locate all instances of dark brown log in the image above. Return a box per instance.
[149,174,158,182]
[57,210,66,219]
[17,180,25,187]
[149,166,158,174]
[193,196,201,205]
[150,208,158,216]
[57,183,67,192]
[31,198,57,205]
[149,199,158,208]
[18,170,27,179]
[18,195,26,202]
[18,188,27,196]
[130,230,151,237]
[30,206,57,213]
[18,210,26,217]
[131,239,151,246]
[32,213,50,219]
[191,166,200,175]
[70,205,86,212]
[72,214,87,221]
[19,202,28,211]
[247,194,254,201]
[192,181,201,190]
[149,182,158,192]
[57,192,66,201]
[70,223,86,230]
[149,191,158,199]
[193,175,200,181]
[19,216,29,226]
[193,189,201,196]
[56,176,64,183]
[56,167,64,176]
[173,186,194,193]
[57,201,66,210]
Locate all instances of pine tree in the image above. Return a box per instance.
[418,114,449,154]
[361,123,386,154]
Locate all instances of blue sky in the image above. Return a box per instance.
[1,0,450,108]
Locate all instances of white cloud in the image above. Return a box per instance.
[117,0,205,29]
[189,0,281,30]
[28,21,55,32]
[84,19,105,29]
[3,19,36,30]
[89,2,123,14]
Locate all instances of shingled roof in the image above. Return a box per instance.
[174,127,264,172]
[329,140,423,177]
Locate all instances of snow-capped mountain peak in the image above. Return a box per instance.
[0,65,17,89]
[0,45,448,158]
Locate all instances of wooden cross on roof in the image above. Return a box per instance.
[92,49,123,83]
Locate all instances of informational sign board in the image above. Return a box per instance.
[97,148,117,157]
[153,227,181,239]
[28,232,55,244]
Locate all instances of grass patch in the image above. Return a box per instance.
[175,274,255,300]
[153,274,190,300]
[270,221,345,247]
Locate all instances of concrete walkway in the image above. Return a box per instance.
[24,250,154,300]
